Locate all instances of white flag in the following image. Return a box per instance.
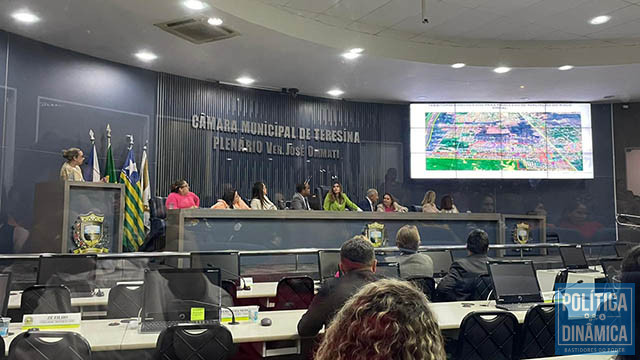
[88,143,101,182]
[140,148,151,230]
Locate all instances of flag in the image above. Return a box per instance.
[104,142,117,183]
[84,143,101,182]
[140,148,151,231]
[119,149,145,252]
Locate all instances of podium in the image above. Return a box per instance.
[30,181,125,253]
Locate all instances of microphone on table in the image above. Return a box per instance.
[171,299,239,325]
[551,280,584,303]
[207,264,250,290]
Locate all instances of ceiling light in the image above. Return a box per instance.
[207,17,223,26]
[349,48,364,54]
[12,10,40,23]
[134,51,158,62]
[327,89,344,97]
[451,63,466,69]
[520,85,525,89]
[603,95,615,99]
[558,65,574,71]
[493,66,511,74]
[236,77,255,85]
[183,0,206,10]
[341,52,361,60]
[589,15,610,25]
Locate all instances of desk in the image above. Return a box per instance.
[8,288,111,310]
[237,282,278,299]
[536,268,605,292]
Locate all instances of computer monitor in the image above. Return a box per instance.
[600,258,623,284]
[190,251,240,283]
[0,273,12,317]
[488,261,542,304]
[142,268,223,323]
[376,262,400,278]
[559,246,589,269]
[317,250,341,281]
[420,250,454,277]
[37,254,97,295]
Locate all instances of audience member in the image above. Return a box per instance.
[389,225,434,279]
[211,188,250,209]
[421,190,440,213]
[440,194,459,213]
[557,200,603,240]
[323,182,361,211]
[479,195,495,213]
[314,279,446,360]
[358,188,378,212]
[59,147,85,182]
[376,193,408,212]
[250,181,277,210]
[435,229,489,301]
[297,235,380,337]
[290,182,311,210]
[165,179,199,209]
[619,245,640,360]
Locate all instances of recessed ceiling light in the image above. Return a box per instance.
[327,89,344,97]
[451,63,466,69]
[207,17,223,26]
[341,52,361,60]
[493,66,511,74]
[589,15,610,25]
[558,65,574,71]
[183,0,206,10]
[520,85,525,89]
[349,48,364,54]
[134,51,158,62]
[12,10,40,23]
[236,77,255,85]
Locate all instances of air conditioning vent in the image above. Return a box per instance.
[155,17,239,44]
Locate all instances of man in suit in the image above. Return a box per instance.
[357,188,378,212]
[435,229,489,301]
[389,225,434,279]
[290,182,311,210]
[297,235,380,337]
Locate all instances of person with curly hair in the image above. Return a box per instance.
[315,278,446,360]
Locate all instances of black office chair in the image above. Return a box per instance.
[141,196,167,251]
[471,274,494,300]
[20,285,72,315]
[552,269,569,292]
[455,311,518,360]
[273,276,315,310]
[8,330,91,360]
[221,280,238,306]
[516,304,555,359]
[155,323,236,360]
[406,276,436,300]
[106,284,144,318]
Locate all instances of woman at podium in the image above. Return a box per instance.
[323,182,361,211]
[165,180,200,209]
[59,148,85,182]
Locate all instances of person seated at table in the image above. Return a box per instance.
[376,193,408,213]
[387,225,433,279]
[620,245,640,360]
[250,181,277,210]
[165,179,199,209]
[421,190,440,213]
[314,279,446,360]
[323,181,361,211]
[290,182,311,210]
[59,147,85,182]
[440,194,459,213]
[435,229,489,301]
[297,235,381,337]
[211,188,250,209]
[358,188,378,212]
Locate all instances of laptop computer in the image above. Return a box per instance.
[317,250,341,282]
[600,257,622,284]
[420,250,454,278]
[0,273,12,317]
[559,246,599,273]
[376,262,400,278]
[488,261,544,312]
[190,251,241,283]
[140,268,222,333]
[37,254,97,297]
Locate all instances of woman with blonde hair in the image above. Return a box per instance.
[315,278,446,360]
[59,147,85,182]
[421,190,439,213]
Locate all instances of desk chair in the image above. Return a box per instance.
[552,269,568,292]
[471,274,494,301]
[8,331,91,360]
[221,280,238,305]
[273,276,315,310]
[107,283,144,318]
[516,304,555,359]
[155,324,236,360]
[455,311,518,360]
[406,276,435,300]
[20,285,72,315]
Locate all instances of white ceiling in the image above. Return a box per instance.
[1,0,640,103]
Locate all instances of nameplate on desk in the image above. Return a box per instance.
[242,277,254,288]
[221,306,259,323]
[22,313,82,330]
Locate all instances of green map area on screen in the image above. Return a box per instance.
[424,112,584,171]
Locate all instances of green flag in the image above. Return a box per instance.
[104,144,117,183]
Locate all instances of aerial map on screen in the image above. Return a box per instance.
[410,103,593,179]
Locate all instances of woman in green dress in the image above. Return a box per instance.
[323,182,361,211]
